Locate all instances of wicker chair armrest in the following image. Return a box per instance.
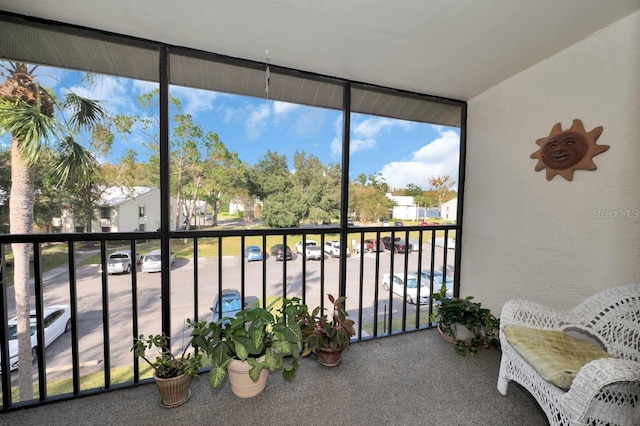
[500,299,579,330]
[563,358,640,421]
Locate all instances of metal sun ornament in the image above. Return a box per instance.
[530,119,609,181]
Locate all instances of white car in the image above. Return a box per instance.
[324,240,349,258]
[295,240,322,260]
[107,250,141,275]
[433,237,456,250]
[382,273,429,305]
[3,305,72,371]
[141,249,176,273]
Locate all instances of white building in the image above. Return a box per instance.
[440,198,458,221]
[386,194,425,221]
[54,186,180,232]
[229,196,263,218]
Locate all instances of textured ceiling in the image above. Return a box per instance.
[0,0,638,101]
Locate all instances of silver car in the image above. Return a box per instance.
[107,250,141,275]
[382,272,429,305]
[141,249,176,273]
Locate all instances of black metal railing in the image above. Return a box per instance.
[0,224,458,411]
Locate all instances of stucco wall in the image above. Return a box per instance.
[462,11,640,315]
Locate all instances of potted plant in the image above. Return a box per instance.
[131,333,203,407]
[429,284,500,357]
[298,294,356,366]
[189,297,305,398]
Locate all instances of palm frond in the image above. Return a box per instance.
[0,101,61,166]
[52,136,98,187]
[63,92,106,132]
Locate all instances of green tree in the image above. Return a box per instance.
[291,152,340,224]
[201,135,246,226]
[0,148,11,233]
[0,62,105,399]
[248,151,340,228]
[249,151,297,227]
[349,183,391,224]
[428,174,455,208]
[403,183,423,198]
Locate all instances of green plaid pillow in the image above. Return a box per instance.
[503,325,611,390]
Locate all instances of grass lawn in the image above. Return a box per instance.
[0,363,154,403]
[361,312,435,336]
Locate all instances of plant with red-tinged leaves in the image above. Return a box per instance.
[298,294,355,356]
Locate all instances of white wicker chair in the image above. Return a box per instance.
[497,283,640,426]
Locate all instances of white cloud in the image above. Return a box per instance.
[132,79,157,94]
[380,130,460,190]
[351,138,377,154]
[170,86,218,116]
[273,101,298,116]
[244,104,271,140]
[32,65,67,91]
[353,117,394,139]
[332,116,413,158]
[67,76,131,116]
[330,137,342,157]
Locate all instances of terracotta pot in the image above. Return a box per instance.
[154,372,192,407]
[317,346,345,367]
[227,356,269,398]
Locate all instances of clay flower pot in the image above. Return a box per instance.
[317,346,345,367]
[154,373,192,408]
[227,356,269,398]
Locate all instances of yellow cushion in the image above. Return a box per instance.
[503,325,611,390]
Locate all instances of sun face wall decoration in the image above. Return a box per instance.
[530,119,609,181]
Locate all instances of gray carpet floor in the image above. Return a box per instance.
[3,328,548,425]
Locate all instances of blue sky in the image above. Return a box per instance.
[2,65,461,191]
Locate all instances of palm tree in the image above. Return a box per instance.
[0,62,105,400]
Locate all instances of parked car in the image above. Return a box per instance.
[295,240,322,260]
[382,220,390,227]
[346,219,354,226]
[394,221,404,226]
[209,289,259,324]
[141,249,176,273]
[420,221,429,226]
[413,270,454,299]
[107,250,141,275]
[269,244,292,261]
[382,273,429,305]
[295,239,317,253]
[363,238,384,253]
[244,245,264,262]
[433,237,456,250]
[380,236,407,253]
[3,305,71,371]
[324,240,349,258]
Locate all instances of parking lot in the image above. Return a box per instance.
[4,243,453,384]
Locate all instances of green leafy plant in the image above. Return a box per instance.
[131,333,203,378]
[298,294,356,356]
[189,297,305,389]
[430,284,500,357]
